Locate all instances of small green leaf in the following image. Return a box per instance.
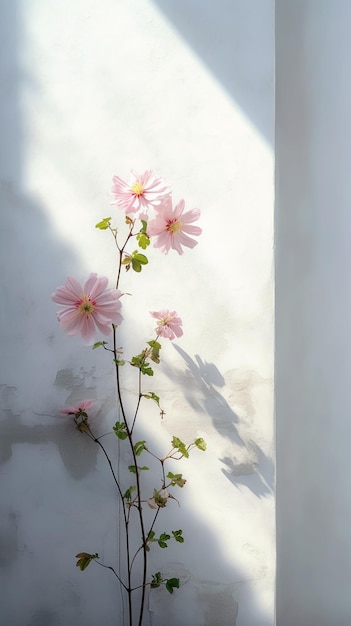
[128,465,149,473]
[131,355,154,376]
[113,421,128,440]
[147,340,161,364]
[151,572,162,589]
[172,529,184,543]
[134,440,147,456]
[131,258,142,273]
[195,437,207,451]
[158,532,171,548]
[167,472,187,488]
[171,436,189,459]
[124,486,136,502]
[92,341,108,350]
[142,392,161,407]
[113,358,125,366]
[95,217,112,230]
[75,552,99,571]
[165,578,180,594]
[133,252,148,264]
[122,254,132,265]
[136,232,150,250]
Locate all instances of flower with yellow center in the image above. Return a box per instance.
[52,273,123,344]
[131,181,144,196]
[147,198,202,255]
[150,309,183,340]
[77,294,95,316]
[111,169,171,215]
[166,220,183,234]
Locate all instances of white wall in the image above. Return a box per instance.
[0,2,274,625]
[276,1,351,624]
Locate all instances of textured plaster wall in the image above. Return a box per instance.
[0,2,274,625]
[276,2,351,624]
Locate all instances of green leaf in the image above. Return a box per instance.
[142,392,161,407]
[75,552,99,571]
[171,436,189,459]
[131,355,154,376]
[172,529,184,543]
[158,532,171,549]
[140,220,148,233]
[124,486,136,502]
[92,341,107,350]
[121,254,132,265]
[141,363,153,376]
[95,217,112,230]
[113,421,128,440]
[128,465,149,473]
[131,258,142,273]
[165,578,180,594]
[133,252,148,264]
[195,437,207,451]
[151,572,162,589]
[113,358,125,366]
[147,340,161,364]
[167,472,187,488]
[134,440,147,456]
[136,232,150,250]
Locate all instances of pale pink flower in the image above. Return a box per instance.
[52,273,123,344]
[147,198,201,255]
[60,400,94,416]
[150,309,183,340]
[111,170,171,215]
[147,489,170,509]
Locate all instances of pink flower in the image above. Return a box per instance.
[60,400,94,416]
[111,170,171,215]
[150,309,183,340]
[52,273,123,344]
[147,198,201,254]
[147,489,170,509]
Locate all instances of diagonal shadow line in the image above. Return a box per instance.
[151,0,274,144]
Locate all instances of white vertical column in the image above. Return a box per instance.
[276,1,351,624]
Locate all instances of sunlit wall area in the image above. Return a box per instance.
[0,2,274,625]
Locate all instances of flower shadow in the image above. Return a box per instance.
[162,344,274,500]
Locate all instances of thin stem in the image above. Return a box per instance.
[94,559,129,591]
[85,427,125,505]
[131,370,142,434]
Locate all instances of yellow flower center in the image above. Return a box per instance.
[157,316,172,327]
[78,294,95,316]
[131,182,144,196]
[167,220,182,233]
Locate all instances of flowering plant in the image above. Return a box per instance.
[52,170,205,626]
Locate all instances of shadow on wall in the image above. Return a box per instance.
[166,344,274,500]
[151,0,274,144]
[0,375,271,626]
